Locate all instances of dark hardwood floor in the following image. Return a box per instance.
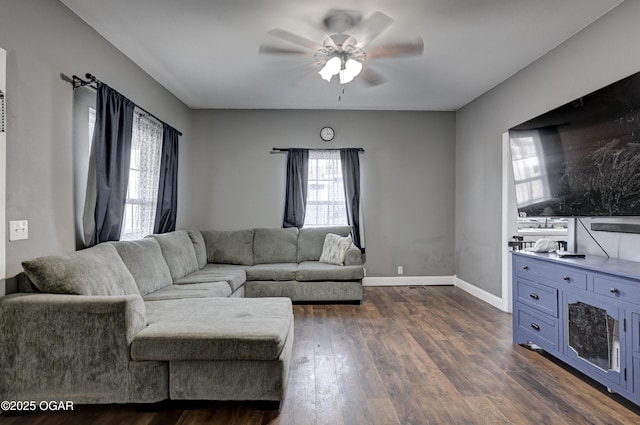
[3,286,640,424]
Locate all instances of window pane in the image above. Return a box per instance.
[120,109,163,240]
[304,150,348,228]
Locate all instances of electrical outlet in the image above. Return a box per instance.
[397,266,404,275]
[9,220,28,241]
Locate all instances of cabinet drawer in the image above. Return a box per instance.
[514,257,543,279]
[516,306,559,352]
[513,256,587,290]
[594,276,640,306]
[516,278,558,317]
[544,265,587,290]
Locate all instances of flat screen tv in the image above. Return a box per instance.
[509,71,640,217]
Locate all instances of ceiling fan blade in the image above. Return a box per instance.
[259,45,309,55]
[359,68,386,87]
[356,11,393,47]
[267,28,324,51]
[366,39,424,59]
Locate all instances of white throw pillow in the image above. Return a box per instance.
[319,233,352,266]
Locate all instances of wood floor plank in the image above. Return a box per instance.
[3,286,640,424]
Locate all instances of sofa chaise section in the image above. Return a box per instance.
[132,297,294,401]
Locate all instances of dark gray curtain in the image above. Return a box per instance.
[87,82,135,246]
[340,148,362,249]
[283,148,309,228]
[154,124,180,234]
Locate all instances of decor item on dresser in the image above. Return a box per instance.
[512,251,640,408]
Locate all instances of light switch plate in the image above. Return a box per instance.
[9,220,28,241]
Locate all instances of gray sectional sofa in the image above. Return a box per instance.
[0,226,364,406]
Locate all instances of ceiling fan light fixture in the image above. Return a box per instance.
[339,58,363,84]
[319,56,342,82]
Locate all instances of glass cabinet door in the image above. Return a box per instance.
[564,293,625,388]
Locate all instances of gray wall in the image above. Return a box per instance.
[0,0,192,282]
[190,109,456,277]
[455,0,640,296]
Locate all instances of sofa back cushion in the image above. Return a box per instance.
[22,243,140,296]
[186,228,208,269]
[202,229,254,266]
[297,226,353,262]
[253,227,298,264]
[149,230,199,280]
[110,238,173,296]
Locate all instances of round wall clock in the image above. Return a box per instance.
[320,126,335,142]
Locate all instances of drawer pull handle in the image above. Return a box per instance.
[563,276,571,281]
[529,293,540,300]
[610,288,619,294]
[522,266,529,271]
[530,323,541,331]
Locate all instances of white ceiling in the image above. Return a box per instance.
[60,0,622,111]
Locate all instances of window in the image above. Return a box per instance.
[120,109,163,240]
[304,150,348,227]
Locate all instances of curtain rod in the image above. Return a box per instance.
[71,73,183,136]
[271,147,365,153]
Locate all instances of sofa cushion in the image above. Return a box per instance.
[253,228,298,264]
[22,243,140,296]
[319,234,353,266]
[296,261,365,281]
[344,245,364,266]
[110,238,173,296]
[246,263,298,281]
[186,229,208,269]
[202,229,254,266]
[149,231,199,280]
[131,297,293,361]
[142,282,232,301]
[297,226,352,262]
[174,265,247,292]
[16,272,40,293]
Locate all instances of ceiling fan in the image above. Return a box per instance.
[259,10,424,87]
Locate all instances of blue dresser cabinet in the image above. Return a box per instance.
[512,251,640,406]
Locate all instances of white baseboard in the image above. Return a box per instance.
[454,276,510,312]
[363,275,510,313]
[363,275,455,287]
